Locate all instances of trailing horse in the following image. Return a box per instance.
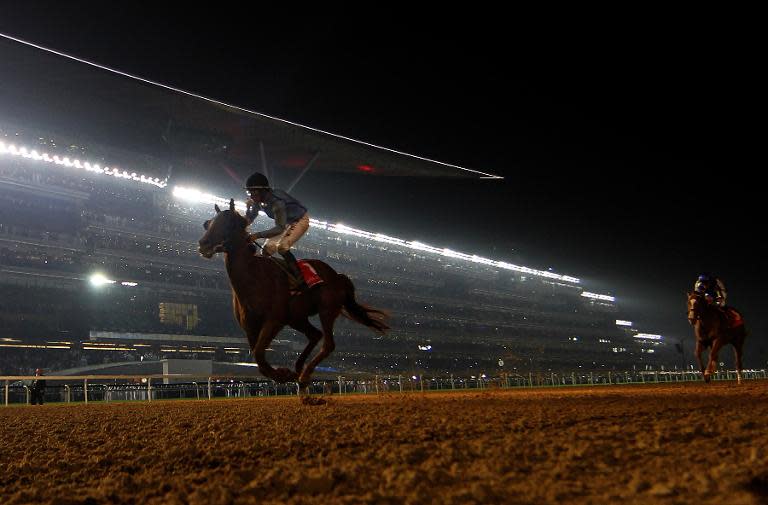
[687,292,747,383]
[198,199,389,396]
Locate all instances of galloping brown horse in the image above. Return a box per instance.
[198,199,389,392]
[687,292,747,383]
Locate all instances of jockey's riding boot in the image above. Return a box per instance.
[281,251,308,291]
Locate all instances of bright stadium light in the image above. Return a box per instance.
[581,291,615,302]
[634,333,663,341]
[616,320,633,327]
[172,186,248,212]
[89,273,115,287]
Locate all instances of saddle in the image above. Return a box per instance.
[269,257,324,292]
[724,307,744,329]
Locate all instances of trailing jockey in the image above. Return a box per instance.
[694,273,744,328]
[693,273,727,308]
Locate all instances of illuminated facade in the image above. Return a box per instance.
[0,127,677,375]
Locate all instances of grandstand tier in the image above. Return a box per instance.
[0,123,678,376]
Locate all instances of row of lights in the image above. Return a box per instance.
[2,138,623,298]
[173,185,586,286]
[0,140,166,188]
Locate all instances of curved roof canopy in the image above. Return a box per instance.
[0,35,502,188]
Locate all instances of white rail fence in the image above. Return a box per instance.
[2,369,767,406]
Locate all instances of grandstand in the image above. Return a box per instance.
[0,119,678,378]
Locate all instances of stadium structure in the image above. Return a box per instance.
[0,122,676,377]
[0,36,678,378]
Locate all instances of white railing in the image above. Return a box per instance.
[3,369,766,406]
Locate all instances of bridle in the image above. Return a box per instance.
[202,215,242,255]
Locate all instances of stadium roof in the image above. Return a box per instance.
[0,35,502,186]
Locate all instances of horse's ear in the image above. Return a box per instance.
[230,198,235,211]
[203,220,210,230]
[214,204,221,213]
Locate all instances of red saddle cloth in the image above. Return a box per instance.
[297,260,323,288]
[725,308,744,328]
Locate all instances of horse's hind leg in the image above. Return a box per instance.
[289,318,323,376]
[297,308,340,387]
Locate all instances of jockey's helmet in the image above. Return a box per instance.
[694,274,711,294]
[245,172,270,189]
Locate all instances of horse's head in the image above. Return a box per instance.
[198,199,249,258]
[687,291,704,325]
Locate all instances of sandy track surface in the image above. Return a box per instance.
[1,382,767,505]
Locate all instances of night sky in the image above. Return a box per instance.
[1,9,764,364]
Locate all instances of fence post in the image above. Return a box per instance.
[338,376,343,395]
[450,374,455,390]
[420,376,424,393]
[147,378,152,402]
[529,373,533,388]
[24,385,29,405]
[398,375,403,393]
[4,380,8,406]
[375,375,379,395]
[207,377,212,400]
[608,371,612,385]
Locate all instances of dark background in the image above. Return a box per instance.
[1,7,763,364]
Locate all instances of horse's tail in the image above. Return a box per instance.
[338,274,390,334]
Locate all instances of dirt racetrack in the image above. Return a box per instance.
[1,381,767,505]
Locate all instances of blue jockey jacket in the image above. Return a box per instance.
[246,189,307,238]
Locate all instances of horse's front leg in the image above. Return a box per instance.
[704,339,725,383]
[694,340,707,382]
[250,323,297,383]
